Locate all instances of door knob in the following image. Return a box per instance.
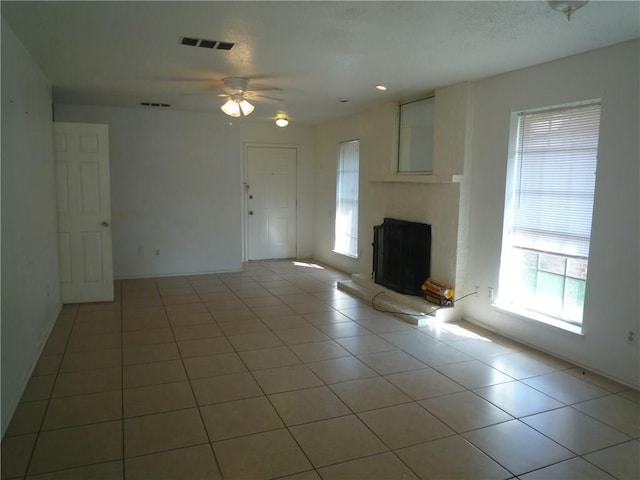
[101,221,110,227]
[248,211,254,215]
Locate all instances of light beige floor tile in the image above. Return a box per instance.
[308,356,378,384]
[564,367,628,392]
[122,306,166,320]
[619,388,640,403]
[522,371,610,404]
[261,315,312,331]
[290,415,387,468]
[123,360,187,388]
[242,295,284,307]
[269,386,351,426]
[227,331,284,351]
[483,351,559,379]
[583,440,640,480]
[21,375,56,402]
[358,350,428,375]
[210,307,258,322]
[435,360,514,389]
[474,381,564,417]
[289,300,334,314]
[125,445,220,480]
[573,394,640,437]
[519,457,615,480]
[122,328,174,347]
[336,335,398,355]
[122,316,170,332]
[60,349,121,373]
[123,343,180,366]
[5,400,48,436]
[302,310,353,326]
[218,319,270,337]
[183,352,247,379]
[403,341,473,367]
[124,408,208,457]
[396,435,514,480]
[316,322,373,339]
[463,420,574,475]
[1,433,38,479]
[32,355,63,376]
[73,319,122,337]
[213,428,311,479]
[359,402,454,448]
[289,340,351,363]
[200,396,284,441]
[161,293,201,305]
[449,337,519,358]
[191,372,263,405]
[252,365,323,394]
[385,368,465,400]
[66,332,121,353]
[522,406,631,454]
[171,323,223,341]
[330,377,411,412]
[251,304,299,319]
[420,390,513,432]
[277,470,321,480]
[169,312,216,328]
[177,336,234,358]
[318,452,419,480]
[238,346,301,371]
[43,390,122,430]
[274,326,330,345]
[28,421,122,475]
[123,381,196,417]
[53,368,121,397]
[167,302,214,317]
[26,460,123,479]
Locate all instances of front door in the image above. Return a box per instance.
[246,146,297,260]
[54,122,114,303]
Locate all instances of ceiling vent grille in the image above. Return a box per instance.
[140,102,171,108]
[179,36,235,50]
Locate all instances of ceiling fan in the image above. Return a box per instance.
[217,77,281,117]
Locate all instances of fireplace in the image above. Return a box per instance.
[373,218,431,296]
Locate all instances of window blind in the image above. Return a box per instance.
[334,140,359,257]
[513,103,601,258]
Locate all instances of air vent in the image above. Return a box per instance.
[179,36,235,50]
[140,102,171,108]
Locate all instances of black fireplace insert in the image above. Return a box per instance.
[373,218,431,296]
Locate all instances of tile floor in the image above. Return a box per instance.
[2,260,639,479]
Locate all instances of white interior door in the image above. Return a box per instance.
[54,122,114,303]
[246,146,297,260]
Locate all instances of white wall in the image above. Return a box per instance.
[1,18,61,436]
[464,40,640,387]
[55,105,316,278]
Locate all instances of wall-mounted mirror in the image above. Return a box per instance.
[398,96,435,173]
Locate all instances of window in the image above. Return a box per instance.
[334,140,359,257]
[398,96,435,173]
[499,102,601,325]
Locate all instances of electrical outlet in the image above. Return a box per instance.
[138,246,145,258]
[474,285,480,297]
[154,249,160,256]
[627,330,635,343]
[487,287,494,301]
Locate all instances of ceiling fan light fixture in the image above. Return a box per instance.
[275,117,289,127]
[546,0,589,20]
[221,98,241,117]
[239,99,254,116]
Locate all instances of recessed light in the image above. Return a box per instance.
[375,84,388,91]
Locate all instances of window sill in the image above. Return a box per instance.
[369,174,464,184]
[492,303,584,336]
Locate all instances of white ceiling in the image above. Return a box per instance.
[2,1,639,125]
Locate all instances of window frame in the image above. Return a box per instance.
[498,100,601,327]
